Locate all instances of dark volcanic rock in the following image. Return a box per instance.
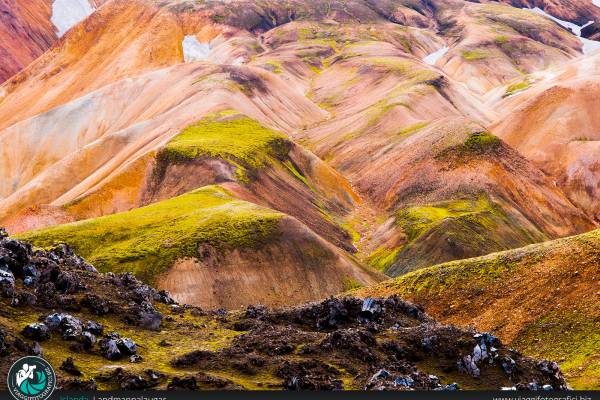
[81,294,111,315]
[60,357,82,376]
[0,267,15,297]
[582,22,600,40]
[168,376,198,390]
[44,313,83,340]
[59,378,97,390]
[99,333,137,360]
[97,368,164,390]
[85,320,104,336]
[99,335,122,360]
[21,323,50,341]
[276,360,343,390]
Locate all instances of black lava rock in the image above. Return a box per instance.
[60,357,82,376]
[22,323,50,341]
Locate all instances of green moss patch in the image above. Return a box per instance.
[390,252,517,295]
[504,79,531,97]
[514,313,600,390]
[18,186,283,283]
[438,131,502,160]
[396,196,499,242]
[369,195,518,275]
[397,121,429,137]
[367,246,402,272]
[158,112,289,182]
[461,49,492,61]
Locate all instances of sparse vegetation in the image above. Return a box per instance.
[367,246,402,272]
[18,186,283,283]
[462,49,491,61]
[395,196,499,242]
[158,112,289,182]
[504,79,531,97]
[397,121,429,137]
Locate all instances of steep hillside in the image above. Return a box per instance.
[17,186,380,308]
[434,2,582,95]
[0,0,599,390]
[366,123,594,275]
[355,229,600,389]
[0,236,570,391]
[491,51,600,221]
[0,0,109,84]
[0,67,326,230]
[0,0,55,84]
[260,6,594,274]
[2,112,359,252]
[492,0,600,25]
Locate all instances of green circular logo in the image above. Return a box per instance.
[7,356,56,400]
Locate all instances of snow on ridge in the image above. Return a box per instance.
[528,7,600,55]
[423,46,449,65]
[51,0,95,38]
[182,36,210,62]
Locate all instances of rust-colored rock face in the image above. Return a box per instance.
[493,0,600,24]
[0,0,55,83]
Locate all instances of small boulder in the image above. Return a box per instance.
[45,313,83,340]
[168,376,198,390]
[130,355,143,363]
[500,356,516,375]
[22,323,50,341]
[85,320,104,336]
[99,334,122,360]
[154,290,175,305]
[360,297,383,321]
[0,268,15,297]
[99,333,137,360]
[78,331,96,349]
[117,338,137,356]
[60,357,82,376]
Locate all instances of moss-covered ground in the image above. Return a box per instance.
[158,112,289,182]
[367,195,505,273]
[17,186,283,284]
[395,196,498,242]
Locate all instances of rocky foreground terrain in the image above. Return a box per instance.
[0,234,569,390]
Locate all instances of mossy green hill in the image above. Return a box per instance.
[18,186,283,283]
[158,112,289,182]
[367,193,545,276]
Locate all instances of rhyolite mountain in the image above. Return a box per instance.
[0,0,599,390]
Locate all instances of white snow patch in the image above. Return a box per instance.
[51,0,95,38]
[594,0,600,8]
[528,7,600,54]
[182,36,210,62]
[423,46,449,65]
